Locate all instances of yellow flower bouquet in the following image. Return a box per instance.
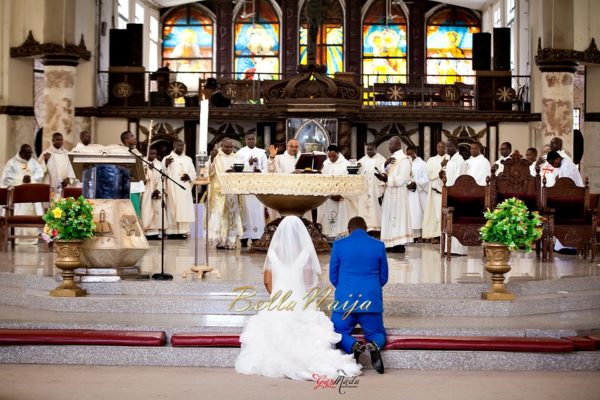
[42,196,96,242]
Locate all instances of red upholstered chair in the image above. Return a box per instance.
[541,177,596,261]
[489,151,544,258]
[0,188,8,251]
[441,174,491,260]
[62,187,83,199]
[3,183,52,250]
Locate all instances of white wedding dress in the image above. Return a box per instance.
[235,216,362,380]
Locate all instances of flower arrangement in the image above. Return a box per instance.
[479,197,543,251]
[42,196,96,242]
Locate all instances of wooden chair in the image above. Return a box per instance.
[441,175,491,260]
[62,187,83,199]
[3,183,52,250]
[541,177,596,262]
[489,151,544,258]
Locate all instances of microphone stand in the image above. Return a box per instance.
[129,148,185,281]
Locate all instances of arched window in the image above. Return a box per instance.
[362,0,407,86]
[234,0,280,80]
[426,6,480,84]
[162,5,214,92]
[299,0,344,74]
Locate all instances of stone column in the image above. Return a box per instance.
[338,120,351,158]
[583,66,600,192]
[281,0,298,78]
[537,63,577,155]
[345,0,361,81]
[42,54,79,150]
[216,0,233,78]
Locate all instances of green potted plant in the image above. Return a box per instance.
[42,196,95,297]
[479,197,543,300]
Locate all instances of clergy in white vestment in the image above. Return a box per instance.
[356,143,385,231]
[422,141,449,240]
[207,139,243,249]
[236,132,268,247]
[141,149,163,239]
[526,147,538,177]
[494,142,513,175]
[120,131,145,218]
[317,145,355,239]
[38,132,76,191]
[267,139,299,174]
[266,139,300,220]
[72,131,91,152]
[162,140,196,238]
[441,139,468,255]
[405,146,429,239]
[465,142,491,186]
[546,151,583,187]
[376,136,413,252]
[1,144,45,244]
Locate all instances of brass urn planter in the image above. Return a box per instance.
[481,242,515,301]
[50,240,87,297]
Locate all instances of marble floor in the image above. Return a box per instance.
[1,236,598,286]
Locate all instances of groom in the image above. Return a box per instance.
[329,216,388,374]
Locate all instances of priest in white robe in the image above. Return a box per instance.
[494,142,513,175]
[267,139,299,173]
[422,142,449,241]
[357,143,385,231]
[546,151,583,187]
[465,142,491,185]
[442,139,467,256]
[236,132,268,247]
[317,145,356,239]
[162,140,196,238]
[38,132,76,192]
[141,149,163,239]
[526,147,538,177]
[207,138,243,249]
[266,139,300,220]
[1,144,45,245]
[72,131,92,152]
[406,146,429,239]
[376,136,413,252]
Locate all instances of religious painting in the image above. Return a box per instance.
[298,0,344,74]
[162,6,214,92]
[234,24,280,80]
[233,0,281,80]
[426,6,480,85]
[361,0,407,86]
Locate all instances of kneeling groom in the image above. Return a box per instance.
[330,216,388,374]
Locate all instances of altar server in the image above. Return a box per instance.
[39,132,76,191]
[357,143,385,231]
[465,142,491,185]
[406,145,429,239]
[422,141,449,241]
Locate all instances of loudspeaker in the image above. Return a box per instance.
[107,67,146,106]
[109,29,129,67]
[475,71,512,111]
[473,32,491,71]
[126,24,143,67]
[493,27,511,71]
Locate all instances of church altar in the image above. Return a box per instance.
[218,173,367,252]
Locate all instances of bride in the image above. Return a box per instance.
[235,216,362,380]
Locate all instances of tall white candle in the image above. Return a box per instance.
[199,99,209,154]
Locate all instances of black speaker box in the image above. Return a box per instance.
[126,24,143,67]
[473,32,491,71]
[109,29,129,67]
[475,71,512,111]
[107,67,146,106]
[493,27,511,71]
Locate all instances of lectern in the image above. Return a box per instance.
[69,150,149,281]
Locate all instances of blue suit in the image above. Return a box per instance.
[329,229,388,353]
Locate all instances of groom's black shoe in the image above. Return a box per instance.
[366,341,384,374]
[351,341,366,362]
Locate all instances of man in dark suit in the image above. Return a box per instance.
[330,216,388,374]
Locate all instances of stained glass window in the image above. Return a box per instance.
[234,0,280,80]
[362,0,407,86]
[162,5,214,92]
[299,0,344,74]
[426,7,480,84]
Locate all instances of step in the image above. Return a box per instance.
[1,345,599,371]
